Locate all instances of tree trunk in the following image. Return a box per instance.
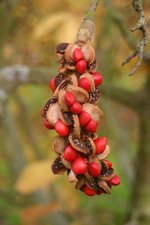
[126,86,150,225]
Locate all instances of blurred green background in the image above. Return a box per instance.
[0,0,150,225]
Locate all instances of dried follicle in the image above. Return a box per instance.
[41,41,120,196]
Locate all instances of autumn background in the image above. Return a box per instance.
[0,0,150,225]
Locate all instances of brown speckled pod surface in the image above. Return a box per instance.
[41,42,120,196]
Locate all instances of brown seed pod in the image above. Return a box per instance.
[59,66,68,74]
[70,73,78,86]
[68,133,91,154]
[72,114,81,138]
[59,111,73,126]
[51,157,66,175]
[46,103,61,126]
[100,168,115,181]
[75,176,85,189]
[98,179,111,194]
[88,59,97,72]
[53,79,71,97]
[82,103,103,124]
[52,136,68,155]
[67,85,89,103]
[81,44,95,64]
[58,89,69,112]
[65,43,79,62]
[54,73,65,89]
[65,62,75,71]
[88,88,100,104]
[85,177,100,190]
[85,171,93,180]
[61,156,72,169]
[80,72,95,91]
[43,97,57,118]
[56,42,69,55]
[84,136,96,156]
[97,145,110,160]
[68,170,78,183]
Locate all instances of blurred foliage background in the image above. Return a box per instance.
[0,0,150,225]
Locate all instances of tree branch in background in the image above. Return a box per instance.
[0,65,142,111]
[76,0,100,43]
[122,0,148,76]
[102,84,140,109]
[105,0,148,74]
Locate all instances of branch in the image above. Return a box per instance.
[0,65,142,110]
[76,0,100,43]
[105,0,148,75]
[0,65,54,93]
[122,0,148,76]
[101,84,140,109]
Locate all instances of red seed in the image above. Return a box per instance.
[79,111,91,126]
[104,160,112,169]
[65,91,75,106]
[88,162,101,177]
[78,78,91,91]
[70,101,82,114]
[73,48,84,62]
[44,119,53,129]
[49,77,55,92]
[76,59,87,74]
[92,72,103,87]
[54,120,70,136]
[85,119,97,132]
[82,185,97,196]
[40,109,44,117]
[107,175,120,186]
[94,137,107,154]
[72,157,87,175]
[63,145,77,161]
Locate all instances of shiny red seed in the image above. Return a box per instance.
[44,119,53,129]
[94,137,107,154]
[92,72,103,87]
[85,119,97,132]
[88,162,101,177]
[79,111,91,126]
[63,145,77,161]
[73,48,84,62]
[78,78,91,91]
[54,120,70,136]
[76,59,87,74]
[82,185,97,196]
[104,160,112,169]
[70,101,82,114]
[49,77,55,92]
[65,91,75,106]
[72,157,87,175]
[107,175,120,186]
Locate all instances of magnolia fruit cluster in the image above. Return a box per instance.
[41,42,120,196]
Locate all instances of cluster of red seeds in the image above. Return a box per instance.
[41,42,120,196]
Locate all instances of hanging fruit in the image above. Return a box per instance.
[41,41,120,196]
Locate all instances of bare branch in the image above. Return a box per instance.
[0,65,142,110]
[101,84,140,109]
[122,0,148,76]
[76,0,100,43]
[105,0,148,74]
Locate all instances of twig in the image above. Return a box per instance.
[122,0,148,76]
[0,65,142,109]
[76,0,100,43]
[101,84,141,109]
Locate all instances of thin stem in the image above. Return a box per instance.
[76,0,100,43]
